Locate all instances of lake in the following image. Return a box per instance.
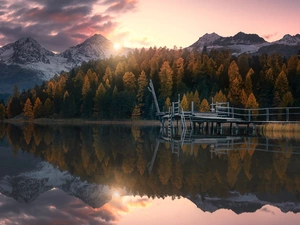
[0,123,300,225]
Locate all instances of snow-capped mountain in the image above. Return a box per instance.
[60,34,115,65]
[189,32,300,56]
[0,161,113,208]
[188,191,300,214]
[275,34,300,45]
[0,37,54,65]
[0,34,129,93]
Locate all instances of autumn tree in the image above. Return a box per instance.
[274,70,290,104]
[0,103,5,120]
[228,61,242,106]
[245,68,254,96]
[93,83,106,119]
[23,98,34,120]
[180,94,189,111]
[245,93,259,118]
[213,90,227,103]
[199,99,210,112]
[123,72,136,93]
[159,61,173,99]
[33,97,43,118]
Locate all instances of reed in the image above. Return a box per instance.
[258,123,300,140]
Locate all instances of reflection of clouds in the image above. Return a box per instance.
[0,191,151,225]
[259,206,275,215]
[0,190,116,225]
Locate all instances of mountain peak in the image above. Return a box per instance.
[0,36,54,65]
[276,34,300,45]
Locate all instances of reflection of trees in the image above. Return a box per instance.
[2,124,300,199]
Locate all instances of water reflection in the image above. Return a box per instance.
[0,123,300,224]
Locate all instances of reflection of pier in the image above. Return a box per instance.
[210,137,300,156]
[147,130,300,174]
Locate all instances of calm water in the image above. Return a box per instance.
[0,123,300,225]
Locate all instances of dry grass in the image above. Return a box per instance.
[258,123,300,140]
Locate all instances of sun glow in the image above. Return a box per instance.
[114,43,121,50]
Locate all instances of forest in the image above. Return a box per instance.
[1,123,300,198]
[1,47,300,120]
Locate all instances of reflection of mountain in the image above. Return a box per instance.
[188,191,300,214]
[0,161,112,208]
[1,123,300,214]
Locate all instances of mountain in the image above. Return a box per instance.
[0,37,54,65]
[0,34,129,94]
[60,34,115,65]
[0,161,113,208]
[189,32,300,56]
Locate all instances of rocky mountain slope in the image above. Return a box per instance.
[189,32,300,56]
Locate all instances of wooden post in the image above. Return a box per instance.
[266,108,269,121]
[231,107,234,118]
[286,108,289,121]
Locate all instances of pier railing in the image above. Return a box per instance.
[215,105,300,122]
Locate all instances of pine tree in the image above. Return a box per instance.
[43,98,54,118]
[23,98,34,120]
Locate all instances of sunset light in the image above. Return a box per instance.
[114,43,121,50]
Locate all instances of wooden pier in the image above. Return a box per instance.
[148,80,300,135]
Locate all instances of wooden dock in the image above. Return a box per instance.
[148,80,300,135]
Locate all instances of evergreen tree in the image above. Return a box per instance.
[44,98,54,117]
[23,98,34,120]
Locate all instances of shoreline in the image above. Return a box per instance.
[2,118,161,126]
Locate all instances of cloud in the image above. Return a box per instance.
[0,190,116,225]
[0,0,139,52]
[263,32,278,40]
[105,0,138,13]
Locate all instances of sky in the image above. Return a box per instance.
[1,191,300,225]
[0,0,299,53]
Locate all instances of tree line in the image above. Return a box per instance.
[0,47,299,120]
